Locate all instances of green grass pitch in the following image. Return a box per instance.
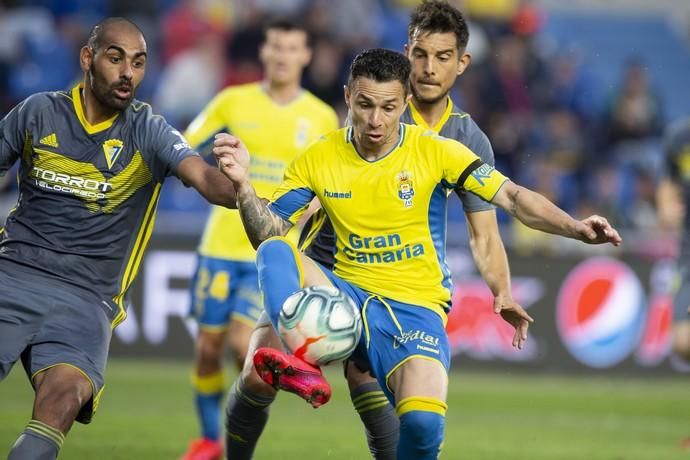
[1,359,689,459]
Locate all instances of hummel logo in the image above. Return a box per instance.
[40,133,59,148]
[323,188,352,199]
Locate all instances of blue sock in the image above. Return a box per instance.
[256,237,303,330]
[192,371,226,440]
[396,397,447,460]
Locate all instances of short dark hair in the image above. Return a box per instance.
[408,0,469,51]
[263,18,311,46]
[87,17,144,50]
[347,48,411,95]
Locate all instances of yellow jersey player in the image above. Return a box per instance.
[180,19,338,460]
[215,48,622,460]
[221,3,527,459]
[0,18,237,460]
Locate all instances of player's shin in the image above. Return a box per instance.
[8,420,64,460]
[224,378,275,460]
[192,370,227,441]
[255,237,303,330]
[350,382,399,460]
[395,397,447,460]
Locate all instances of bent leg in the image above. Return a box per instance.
[225,322,282,460]
[388,358,448,460]
[346,359,399,460]
[9,365,93,460]
[192,329,228,443]
[227,318,254,371]
[256,237,331,330]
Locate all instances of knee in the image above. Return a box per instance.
[257,237,293,255]
[256,237,288,261]
[397,398,446,458]
[228,340,248,365]
[196,332,225,363]
[344,359,377,392]
[34,371,93,429]
[239,360,276,398]
[227,324,252,364]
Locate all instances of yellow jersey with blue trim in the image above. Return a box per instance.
[269,123,508,316]
[184,82,338,261]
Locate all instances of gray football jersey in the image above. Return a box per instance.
[0,85,198,324]
[302,99,497,269]
[400,100,496,212]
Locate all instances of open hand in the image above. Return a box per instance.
[213,133,250,186]
[575,215,622,246]
[494,294,533,350]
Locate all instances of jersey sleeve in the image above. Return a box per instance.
[267,148,316,224]
[456,127,496,212]
[183,89,231,157]
[437,134,508,203]
[0,97,33,176]
[144,110,199,181]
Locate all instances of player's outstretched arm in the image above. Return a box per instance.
[491,181,622,246]
[177,155,238,208]
[213,133,293,248]
[466,210,533,349]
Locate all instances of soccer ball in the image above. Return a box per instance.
[278,285,362,366]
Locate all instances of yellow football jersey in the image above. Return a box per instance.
[269,124,508,317]
[184,82,339,261]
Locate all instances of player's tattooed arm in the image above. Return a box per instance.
[491,181,622,246]
[212,133,293,248]
[235,182,293,248]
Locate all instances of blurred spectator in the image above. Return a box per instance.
[301,34,348,119]
[629,169,659,230]
[604,58,663,148]
[154,32,225,128]
[601,58,665,227]
[161,0,228,65]
[225,2,264,85]
[545,48,600,124]
[306,0,380,50]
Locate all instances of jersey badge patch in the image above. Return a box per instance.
[396,171,415,208]
[103,139,124,168]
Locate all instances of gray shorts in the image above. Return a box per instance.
[0,261,116,424]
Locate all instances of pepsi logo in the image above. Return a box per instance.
[635,293,672,366]
[556,257,646,368]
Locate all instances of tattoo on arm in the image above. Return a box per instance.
[237,188,292,248]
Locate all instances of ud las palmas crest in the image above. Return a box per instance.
[103,139,124,169]
[396,171,414,208]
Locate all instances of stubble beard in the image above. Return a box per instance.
[88,64,133,112]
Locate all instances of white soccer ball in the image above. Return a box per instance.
[278,285,362,366]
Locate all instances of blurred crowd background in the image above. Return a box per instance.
[1,0,690,255]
